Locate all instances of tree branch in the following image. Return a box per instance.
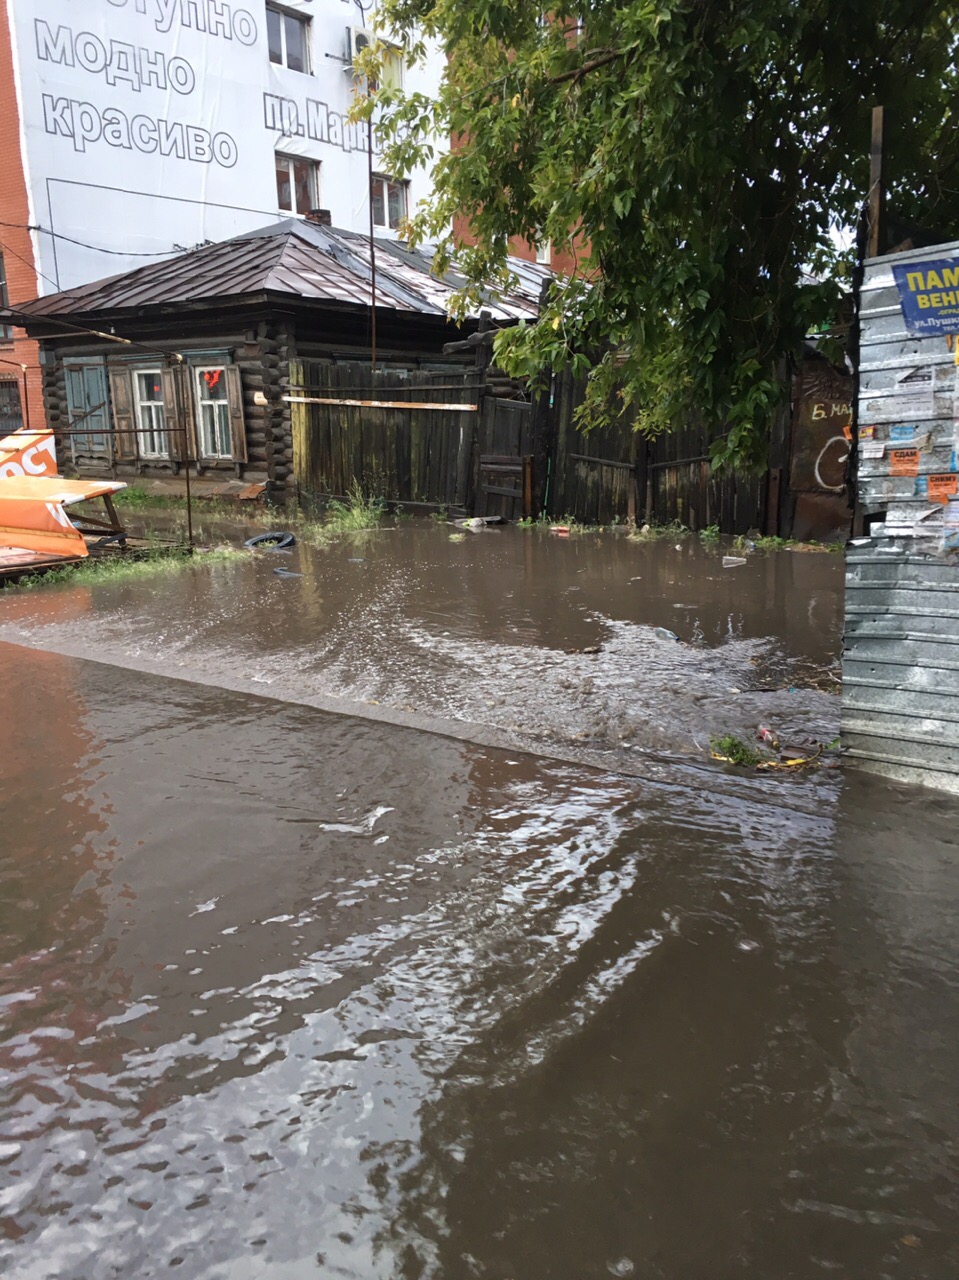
[549,47,630,85]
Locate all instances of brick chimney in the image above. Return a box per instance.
[304,209,332,226]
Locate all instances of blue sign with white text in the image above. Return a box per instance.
[892,258,959,336]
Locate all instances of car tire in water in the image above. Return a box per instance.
[244,531,297,550]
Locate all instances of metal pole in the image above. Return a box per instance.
[367,114,377,372]
[169,359,194,549]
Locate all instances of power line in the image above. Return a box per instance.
[0,220,177,258]
[2,304,180,359]
[0,234,62,296]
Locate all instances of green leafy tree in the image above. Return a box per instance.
[361,0,959,469]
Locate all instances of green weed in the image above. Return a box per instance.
[324,482,386,531]
[110,485,174,509]
[699,524,720,543]
[629,519,690,541]
[709,734,763,767]
[112,486,237,515]
[12,546,244,590]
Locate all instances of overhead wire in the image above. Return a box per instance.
[0,219,178,258]
[0,233,63,295]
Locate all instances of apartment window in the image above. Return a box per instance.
[266,4,309,72]
[0,252,11,342]
[134,370,167,458]
[276,153,319,215]
[195,368,233,459]
[371,175,408,231]
[536,240,552,265]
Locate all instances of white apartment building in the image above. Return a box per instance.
[4,0,443,294]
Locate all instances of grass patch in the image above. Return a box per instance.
[110,485,219,512]
[629,519,691,541]
[514,513,600,532]
[298,484,388,545]
[111,485,171,509]
[735,534,795,551]
[731,533,844,554]
[709,734,763,767]
[113,485,285,524]
[324,482,386,532]
[12,546,244,590]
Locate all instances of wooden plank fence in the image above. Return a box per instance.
[545,371,769,532]
[290,360,480,510]
[289,361,789,534]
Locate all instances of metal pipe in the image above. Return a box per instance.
[169,361,194,550]
[284,395,478,411]
[367,114,377,373]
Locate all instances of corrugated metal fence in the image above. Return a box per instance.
[842,239,959,791]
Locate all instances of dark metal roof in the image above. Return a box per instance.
[16,220,551,323]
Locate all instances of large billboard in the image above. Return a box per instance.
[7,0,440,292]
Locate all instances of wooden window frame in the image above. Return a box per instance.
[133,369,167,459]
[191,365,247,464]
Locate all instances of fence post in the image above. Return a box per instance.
[529,377,553,518]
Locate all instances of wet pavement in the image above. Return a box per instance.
[1,524,957,1278]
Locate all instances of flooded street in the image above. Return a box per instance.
[0,524,841,784]
[1,526,957,1278]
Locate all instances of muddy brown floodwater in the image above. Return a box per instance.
[0,524,957,1279]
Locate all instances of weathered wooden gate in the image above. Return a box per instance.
[548,373,641,524]
[290,360,480,511]
[475,397,532,519]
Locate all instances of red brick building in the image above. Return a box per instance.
[0,6,43,432]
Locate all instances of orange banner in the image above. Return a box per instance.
[0,495,87,557]
[0,477,125,559]
[0,429,58,479]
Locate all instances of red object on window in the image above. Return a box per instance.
[203,369,222,391]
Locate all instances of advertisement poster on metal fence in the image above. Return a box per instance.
[892,259,959,336]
